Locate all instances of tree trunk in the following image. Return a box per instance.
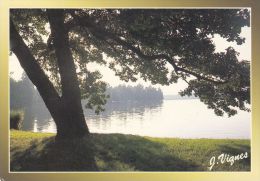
[10,10,89,140]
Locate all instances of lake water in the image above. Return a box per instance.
[22,99,251,139]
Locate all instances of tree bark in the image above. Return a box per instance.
[10,10,89,140]
[47,9,89,139]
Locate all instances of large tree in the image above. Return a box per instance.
[10,9,250,139]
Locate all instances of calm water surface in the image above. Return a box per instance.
[22,99,251,139]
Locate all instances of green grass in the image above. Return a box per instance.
[10,130,250,172]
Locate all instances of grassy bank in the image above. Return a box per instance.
[10,130,250,171]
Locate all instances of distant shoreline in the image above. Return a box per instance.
[163,95,198,100]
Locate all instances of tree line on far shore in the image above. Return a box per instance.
[106,84,163,102]
[10,74,163,112]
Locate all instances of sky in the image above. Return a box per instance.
[9,26,251,95]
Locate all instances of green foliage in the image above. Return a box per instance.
[11,130,250,171]
[10,110,24,130]
[80,70,109,114]
[10,9,250,116]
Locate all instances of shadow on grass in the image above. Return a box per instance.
[11,136,98,171]
[11,134,250,171]
[10,133,200,171]
[91,134,200,171]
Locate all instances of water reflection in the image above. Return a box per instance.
[85,100,162,119]
[21,99,251,139]
[22,100,163,134]
[85,100,163,134]
[22,100,52,132]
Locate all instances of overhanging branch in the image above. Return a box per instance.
[70,13,228,85]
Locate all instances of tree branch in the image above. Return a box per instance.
[10,19,63,124]
[47,9,82,99]
[70,14,227,85]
